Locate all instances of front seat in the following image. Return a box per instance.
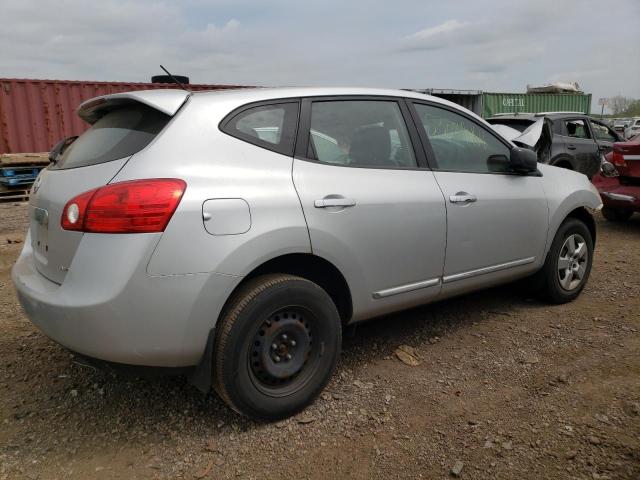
[349,126,391,166]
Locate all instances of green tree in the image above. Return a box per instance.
[620,99,640,117]
[610,95,634,115]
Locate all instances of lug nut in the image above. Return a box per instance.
[286,353,292,360]
[271,343,277,350]
[282,334,288,341]
[274,355,280,363]
[290,340,296,347]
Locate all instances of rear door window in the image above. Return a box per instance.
[221,102,299,156]
[306,100,417,168]
[564,119,590,139]
[55,104,170,169]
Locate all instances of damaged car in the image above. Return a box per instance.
[13,87,602,420]
[487,113,622,179]
[593,133,640,221]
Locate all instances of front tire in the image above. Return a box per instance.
[213,274,341,420]
[602,207,633,222]
[538,218,594,304]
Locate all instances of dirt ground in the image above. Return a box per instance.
[0,202,638,480]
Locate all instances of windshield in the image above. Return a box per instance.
[54,104,170,169]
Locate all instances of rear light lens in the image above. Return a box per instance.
[61,179,186,233]
[61,188,96,231]
[610,149,626,168]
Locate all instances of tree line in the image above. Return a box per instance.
[609,95,640,117]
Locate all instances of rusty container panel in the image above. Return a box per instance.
[0,78,249,154]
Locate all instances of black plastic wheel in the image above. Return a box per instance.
[213,274,341,420]
[602,207,633,222]
[538,218,594,304]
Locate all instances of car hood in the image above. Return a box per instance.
[512,119,544,149]
[490,124,522,141]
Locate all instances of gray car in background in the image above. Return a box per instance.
[486,113,622,179]
[12,87,601,420]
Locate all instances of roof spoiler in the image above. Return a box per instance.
[78,89,191,124]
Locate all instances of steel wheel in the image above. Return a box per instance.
[249,307,320,396]
[557,233,588,291]
[213,274,341,420]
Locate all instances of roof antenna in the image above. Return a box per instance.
[159,65,189,91]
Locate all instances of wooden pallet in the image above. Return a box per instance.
[0,187,30,204]
[0,153,48,166]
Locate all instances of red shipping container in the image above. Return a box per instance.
[0,78,249,154]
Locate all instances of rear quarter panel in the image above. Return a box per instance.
[109,95,311,277]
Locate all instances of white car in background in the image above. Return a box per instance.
[624,118,640,140]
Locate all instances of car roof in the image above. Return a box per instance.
[192,85,456,103]
[81,86,513,144]
[196,86,525,139]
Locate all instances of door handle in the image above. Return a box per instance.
[567,145,577,150]
[314,198,356,208]
[449,192,477,204]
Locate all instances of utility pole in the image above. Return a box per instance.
[598,98,608,119]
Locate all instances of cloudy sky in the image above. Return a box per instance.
[2,0,639,112]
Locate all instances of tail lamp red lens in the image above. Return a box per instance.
[610,149,626,168]
[61,179,186,233]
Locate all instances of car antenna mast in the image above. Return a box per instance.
[159,65,189,91]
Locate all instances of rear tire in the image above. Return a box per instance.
[213,274,341,420]
[602,207,633,222]
[538,218,594,304]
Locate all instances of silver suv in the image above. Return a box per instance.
[13,87,601,420]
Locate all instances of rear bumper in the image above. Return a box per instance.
[11,230,240,367]
[594,175,640,211]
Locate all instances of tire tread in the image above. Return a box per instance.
[212,274,324,416]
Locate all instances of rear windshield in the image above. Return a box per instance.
[54,104,170,169]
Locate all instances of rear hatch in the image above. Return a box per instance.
[28,90,189,284]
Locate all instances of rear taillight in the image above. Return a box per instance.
[61,179,186,233]
[611,148,626,168]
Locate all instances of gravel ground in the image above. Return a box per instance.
[0,202,639,479]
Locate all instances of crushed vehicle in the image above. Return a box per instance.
[593,133,640,221]
[13,87,601,420]
[487,113,622,179]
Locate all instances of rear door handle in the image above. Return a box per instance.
[567,145,577,150]
[314,198,356,208]
[449,192,477,204]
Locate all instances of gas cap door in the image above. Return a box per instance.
[202,198,251,235]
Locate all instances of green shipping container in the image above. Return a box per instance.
[482,92,592,118]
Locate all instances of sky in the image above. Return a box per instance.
[2,0,639,113]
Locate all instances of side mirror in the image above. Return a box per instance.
[49,136,78,163]
[509,147,538,174]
